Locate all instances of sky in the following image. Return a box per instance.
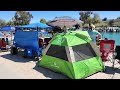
[0,11,120,23]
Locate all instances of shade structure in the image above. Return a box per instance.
[47,16,83,28]
[18,23,51,29]
[39,31,105,79]
[0,26,15,31]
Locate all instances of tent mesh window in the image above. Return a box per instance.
[46,45,68,61]
[72,43,97,62]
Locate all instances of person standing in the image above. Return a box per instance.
[88,29,102,42]
[6,36,9,45]
[63,26,68,33]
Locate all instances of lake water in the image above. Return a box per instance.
[101,32,120,46]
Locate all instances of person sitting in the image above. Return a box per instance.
[63,26,68,33]
[6,36,9,45]
[96,35,101,46]
[2,38,6,46]
[74,24,80,30]
[0,38,7,50]
[39,38,44,48]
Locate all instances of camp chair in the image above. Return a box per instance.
[1,42,7,51]
[107,46,120,68]
[100,40,115,61]
[0,38,7,51]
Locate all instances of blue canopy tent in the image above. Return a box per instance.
[0,26,15,31]
[18,23,51,31]
[0,26,15,44]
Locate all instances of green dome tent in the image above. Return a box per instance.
[39,31,105,79]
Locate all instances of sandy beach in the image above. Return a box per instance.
[0,51,120,79]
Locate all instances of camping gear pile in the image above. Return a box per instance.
[39,31,105,79]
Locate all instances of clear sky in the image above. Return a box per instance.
[0,11,120,23]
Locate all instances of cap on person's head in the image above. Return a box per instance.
[105,38,108,40]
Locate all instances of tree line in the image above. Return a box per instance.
[0,11,120,28]
[0,11,47,28]
[79,11,120,27]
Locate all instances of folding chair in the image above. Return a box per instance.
[1,40,7,51]
[108,46,120,68]
[100,40,115,61]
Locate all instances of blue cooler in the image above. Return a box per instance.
[24,49,33,57]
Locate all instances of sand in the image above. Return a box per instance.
[0,51,120,79]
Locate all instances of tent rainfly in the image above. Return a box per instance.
[39,31,105,79]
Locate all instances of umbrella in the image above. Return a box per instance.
[18,22,51,31]
[47,16,83,28]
